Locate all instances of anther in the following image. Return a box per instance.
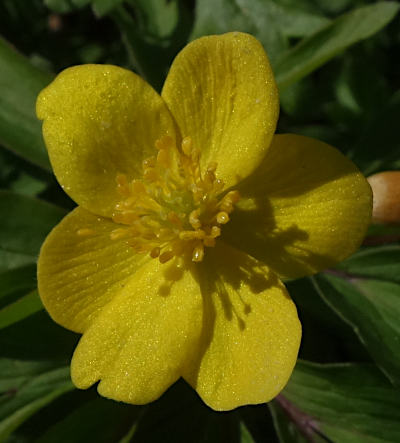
[150,247,161,258]
[192,243,204,262]
[189,209,202,230]
[155,135,174,150]
[181,136,193,156]
[210,226,221,238]
[159,250,175,263]
[216,211,230,224]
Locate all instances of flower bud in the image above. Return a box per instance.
[367,171,400,224]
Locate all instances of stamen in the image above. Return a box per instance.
[216,211,230,224]
[109,135,240,263]
[181,136,193,156]
[192,243,204,262]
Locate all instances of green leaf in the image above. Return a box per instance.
[112,2,191,91]
[0,311,77,361]
[313,265,400,385]
[35,397,140,443]
[0,37,52,170]
[0,191,66,271]
[349,89,400,175]
[0,358,64,394]
[191,0,330,64]
[0,290,43,329]
[282,361,400,442]
[92,0,124,17]
[275,2,400,90]
[0,367,73,441]
[337,245,400,283]
[0,264,36,303]
[269,401,314,443]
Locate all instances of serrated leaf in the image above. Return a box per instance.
[0,37,52,170]
[313,268,400,385]
[0,191,66,272]
[282,361,400,442]
[274,2,400,90]
[0,367,73,441]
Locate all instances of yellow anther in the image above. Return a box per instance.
[179,230,205,241]
[226,190,241,203]
[116,173,128,186]
[167,211,182,227]
[155,135,174,150]
[181,136,193,156]
[157,148,170,168]
[143,168,159,182]
[189,209,201,229]
[111,135,238,265]
[77,228,95,237]
[159,250,174,264]
[142,157,156,168]
[210,226,221,238]
[130,180,146,194]
[192,243,204,262]
[217,211,230,224]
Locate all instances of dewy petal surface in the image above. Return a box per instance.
[37,64,177,216]
[71,258,203,405]
[162,32,279,188]
[38,207,150,333]
[223,134,372,279]
[184,243,301,411]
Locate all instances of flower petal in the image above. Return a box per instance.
[71,258,203,404]
[37,65,177,216]
[162,32,279,188]
[184,243,301,411]
[223,134,372,279]
[38,207,150,333]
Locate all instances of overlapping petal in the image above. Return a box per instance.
[38,207,150,333]
[184,243,301,411]
[71,258,203,404]
[37,64,177,216]
[223,134,372,279]
[162,32,279,189]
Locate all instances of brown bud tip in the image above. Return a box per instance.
[367,171,400,224]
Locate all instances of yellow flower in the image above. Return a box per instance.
[36,32,371,411]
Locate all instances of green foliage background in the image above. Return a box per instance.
[0,0,400,441]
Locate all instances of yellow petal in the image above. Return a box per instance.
[38,207,150,333]
[71,258,203,404]
[223,134,372,279]
[37,65,177,216]
[162,32,279,188]
[184,243,301,411]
